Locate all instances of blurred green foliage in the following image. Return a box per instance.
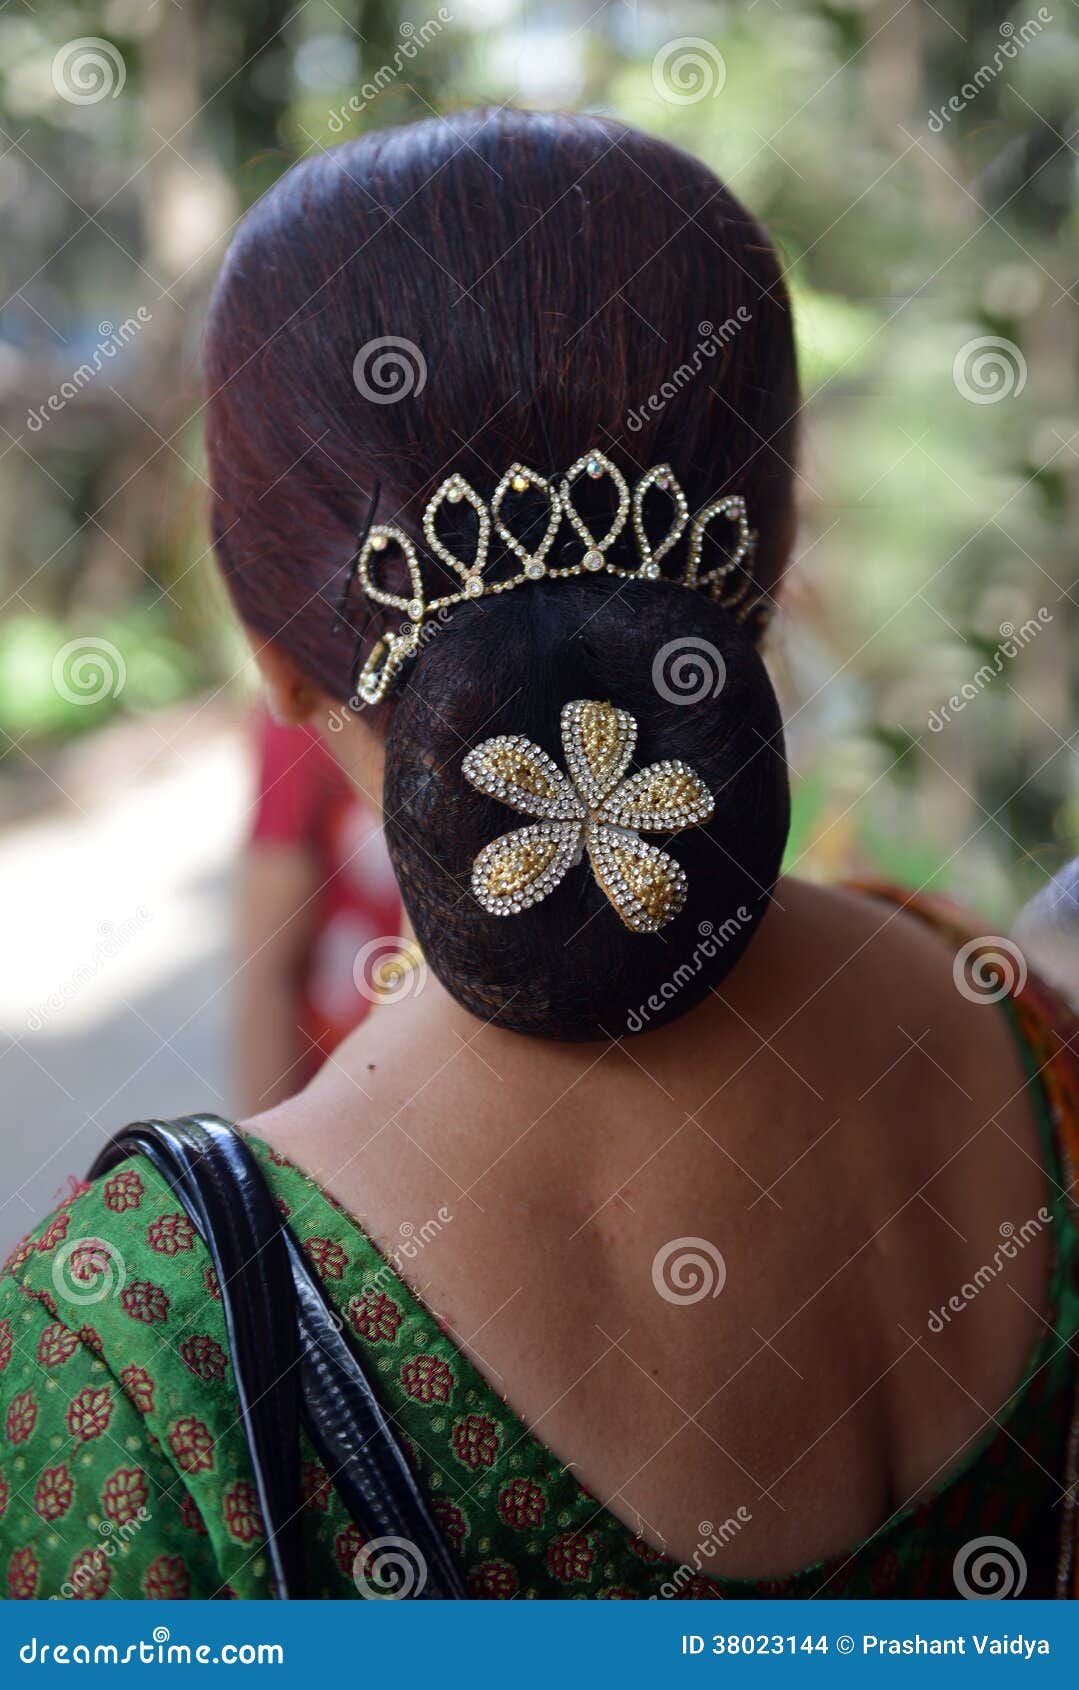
[0,0,1075,913]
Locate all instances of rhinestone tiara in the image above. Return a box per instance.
[346,449,763,704]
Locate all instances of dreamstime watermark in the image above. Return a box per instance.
[952,1535,1028,1599]
[927,611,1052,731]
[652,37,727,105]
[327,609,457,729]
[52,38,126,105]
[953,335,1027,403]
[353,335,427,404]
[926,1210,1050,1334]
[652,1236,727,1304]
[928,13,1052,133]
[24,1629,283,1663]
[352,1535,428,1598]
[952,935,1028,1004]
[626,313,751,432]
[51,636,126,706]
[652,636,726,704]
[627,911,751,1032]
[55,1511,151,1600]
[357,1208,454,1305]
[352,936,428,1003]
[26,310,152,433]
[51,1236,127,1306]
[654,1510,753,1598]
[328,12,453,133]
[27,907,151,1032]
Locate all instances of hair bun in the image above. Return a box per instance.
[384,577,789,1039]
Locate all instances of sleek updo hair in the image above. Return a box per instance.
[205,107,798,1040]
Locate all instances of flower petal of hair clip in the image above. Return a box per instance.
[462,700,714,934]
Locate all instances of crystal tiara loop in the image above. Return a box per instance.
[348,449,762,705]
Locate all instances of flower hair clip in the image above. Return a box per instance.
[342,450,763,704]
[462,699,714,934]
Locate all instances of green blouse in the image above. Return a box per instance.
[2,921,1078,1599]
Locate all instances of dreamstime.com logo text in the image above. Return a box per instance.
[357,1207,454,1303]
[927,611,1052,731]
[928,12,1052,132]
[653,1510,753,1598]
[53,1512,150,1600]
[328,12,452,133]
[21,1627,284,1664]
[326,609,457,731]
[628,911,751,1031]
[26,311,152,433]
[927,1210,1051,1334]
[626,313,751,432]
[27,907,151,1031]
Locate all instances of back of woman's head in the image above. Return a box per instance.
[205,106,797,1039]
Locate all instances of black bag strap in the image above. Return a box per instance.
[89,1115,465,1600]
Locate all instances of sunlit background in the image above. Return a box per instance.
[1,0,1076,1251]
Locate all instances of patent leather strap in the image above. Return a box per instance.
[282,1226,466,1597]
[89,1115,466,1600]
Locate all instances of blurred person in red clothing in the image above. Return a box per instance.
[234,711,402,1112]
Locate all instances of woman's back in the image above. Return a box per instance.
[2,106,1073,1605]
[1,882,1073,1599]
[250,878,1061,1585]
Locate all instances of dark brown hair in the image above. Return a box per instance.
[205,107,797,1038]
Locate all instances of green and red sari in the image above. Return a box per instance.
[2,890,1078,1600]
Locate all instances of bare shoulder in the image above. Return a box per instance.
[244,877,1057,1577]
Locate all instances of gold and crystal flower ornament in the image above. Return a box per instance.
[462,700,714,934]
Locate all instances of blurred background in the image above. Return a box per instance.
[0,0,1076,1252]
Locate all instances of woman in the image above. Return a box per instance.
[235,709,402,1113]
[2,108,1076,1602]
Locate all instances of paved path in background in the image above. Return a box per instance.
[0,706,250,1257]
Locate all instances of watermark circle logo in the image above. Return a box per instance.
[352,1535,428,1599]
[353,336,427,404]
[52,39,127,105]
[952,336,1027,404]
[652,37,727,105]
[652,637,726,705]
[953,1535,1027,1598]
[652,1236,726,1304]
[953,936,1027,1005]
[353,937,428,1005]
[51,637,126,706]
[51,1236,126,1304]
